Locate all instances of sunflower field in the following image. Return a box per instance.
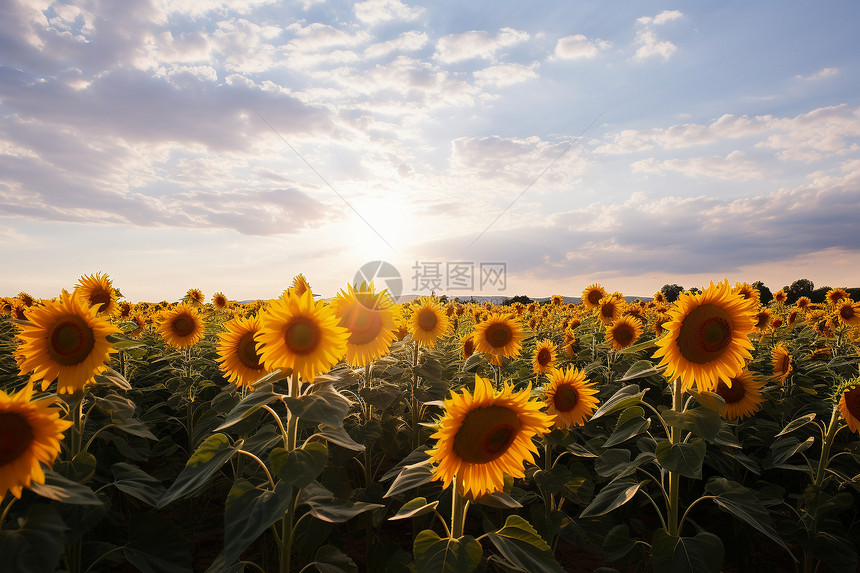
[2,273,860,573]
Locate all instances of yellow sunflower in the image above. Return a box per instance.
[773,290,788,304]
[597,294,624,325]
[409,297,450,348]
[826,288,849,306]
[16,292,35,307]
[652,280,756,392]
[771,343,792,383]
[331,282,397,367]
[582,284,607,310]
[212,292,229,310]
[16,290,119,394]
[532,340,556,374]
[216,315,272,390]
[838,382,860,434]
[753,308,771,333]
[74,272,118,316]
[256,289,348,382]
[427,375,554,498]
[732,282,760,305]
[282,274,313,300]
[606,315,643,351]
[473,313,524,365]
[128,315,146,339]
[653,291,666,304]
[714,369,764,420]
[185,288,205,306]
[544,366,600,429]
[836,301,860,326]
[157,304,205,349]
[795,297,811,311]
[0,382,73,498]
[462,334,476,360]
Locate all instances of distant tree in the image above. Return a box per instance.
[661,284,684,303]
[786,279,815,304]
[810,286,830,304]
[439,295,449,304]
[688,287,701,295]
[751,281,773,305]
[848,288,860,301]
[502,295,532,306]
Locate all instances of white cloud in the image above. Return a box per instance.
[433,28,529,63]
[794,67,839,81]
[354,0,425,25]
[633,10,682,61]
[631,151,764,181]
[637,10,683,26]
[365,30,428,59]
[553,34,611,60]
[473,62,538,88]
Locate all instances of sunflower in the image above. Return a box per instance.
[606,315,643,351]
[770,343,792,383]
[787,309,800,327]
[836,301,860,326]
[157,304,205,349]
[17,292,36,307]
[581,284,607,310]
[256,289,348,382]
[812,316,835,338]
[118,301,133,319]
[462,334,476,360]
[185,288,205,306]
[212,292,228,310]
[753,308,771,333]
[0,382,73,498]
[427,375,554,498]
[216,315,272,389]
[532,340,556,374]
[652,280,756,392]
[550,295,564,307]
[74,272,117,316]
[331,282,397,367]
[128,315,146,339]
[826,288,849,306]
[838,381,860,434]
[544,366,599,429]
[773,290,788,304]
[409,297,450,348]
[732,282,760,305]
[653,291,666,304]
[796,297,811,311]
[16,290,119,394]
[653,312,671,336]
[282,274,313,300]
[714,369,764,420]
[473,313,524,365]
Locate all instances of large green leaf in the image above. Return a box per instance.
[124,512,192,573]
[0,504,67,573]
[603,524,638,562]
[775,413,817,437]
[487,515,564,573]
[158,434,242,507]
[661,407,722,442]
[283,385,351,426]
[223,479,293,564]
[413,530,482,573]
[29,469,103,505]
[651,529,724,573]
[389,497,439,521]
[315,424,365,451]
[111,462,166,506]
[603,415,650,448]
[618,360,661,381]
[770,436,815,467]
[216,383,282,431]
[304,498,384,523]
[384,459,435,498]
[273,442,328,488]
[655,438,706,479]
[580,480,643,517]
[590,385,648,420]
[313,544,359,573]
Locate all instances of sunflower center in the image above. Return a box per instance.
[416,308,438,333]
[284,318,321,355]
[172,315,195,337]
[484,323,512,348]
[676,304,733,364]
[238,332,263,370]
[537,347,552,366]
[715,379,746,404]
[341,305,383,346]
[775,354,791,375]
[0,412,34,465]
[840,305,855,320]
[613,325,635,347]
[89,290,111,313]
[453,405,521,464]
[587,290,602,306]
[553,384,579,412]
[49,316,95,366]
[600,304,616,319]
[845,386,860,423]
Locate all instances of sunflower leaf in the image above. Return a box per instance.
[618,360,661,381]
[775,413,817,437]
[389,497,439,520]
[487,515,564,573]
[651,529,724,573]
[158,434,242,508]
[303,498,384,523]
[215,384,281,431]
[312,544,359,573]
[655,438,707,479]
[283,385,351,427]
[384,459,435,498]
[604,415,650,448]
[580,479,643,517]
[29,469,104,505]
[111,462,166,506]
[769,436,815,468]
[590,385,648,421]
[277,442,328,488]
[0,504,67,573]
[223,479,293,564]
[413,530,482,573]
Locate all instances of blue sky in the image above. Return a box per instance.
[2,0,859,302]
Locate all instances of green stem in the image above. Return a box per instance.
[411,342,421,449]
[450,477,468,539]
[279,372,301,573]
[263,405,289,450]
[238,450,276,490]
[543,440,555,514]
[667,379,683,537]
[0,495,16,525]
[813,406,841,488]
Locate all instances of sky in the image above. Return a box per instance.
[2,0,860,303]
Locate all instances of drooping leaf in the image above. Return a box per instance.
[29,470,103,505]
[216,384,282,431]
[313,544,359,573]
[580,480,643,517]
[223,479,293,564]
[389,497,439,520]
[655,438,707,479]
[661,407,722,442]
[304,498,384,523]
[590,385,648,421]
[384,459,435,498]
[111,462,166,506]
[618,360,661,381]
[775,413,817,437]
[159,434,242,508]
[488,515,564,573]
[651,529,724,573]
[604,415,650,448]
[413,530,482,573]
[277,442,328,488]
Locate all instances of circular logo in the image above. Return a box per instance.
[353,261,403,304]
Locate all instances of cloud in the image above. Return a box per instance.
[433,28,529,63]
[795,67,839,81]
[364,30,428,59]
[473,62,538,88]
[631,151,764,181]
[637,10,683,26]
[633,10,681,61]
[354,0,425,25]
[553,34,611,60]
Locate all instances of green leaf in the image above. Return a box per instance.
[58,451,97,483]
[705,478,794,557]
[580,480,642,517]
[114,417,158,440]
[92,367,133,390]
[770,436,815,467]
[618,360,661,381]
[655,438,706,479]
[313,544,359,573]
[111,462,166,506]
[775,413,817,437]
[473,490,523,509]
[603,415,650,448]
[595,449,631,477]
[603,524,638,562]
[488,515,564,573]
[686,389,726,414]
[29,469,103,505]
[124,512,192,573]
[384,459,435,498]
[389,497,439,520]
[359,383,403,411]
[0,504,67,573]
[304,498,384,523]
[216,384,281,431]
[651,529,724,573]
[158,434,242,508]
[661,407,722,442]
[315,425,365,451]
[283,383,351,426]
[223,479,293,564]
[413,530,482,573]
[278,442,328,488]
[590,385,648,421]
